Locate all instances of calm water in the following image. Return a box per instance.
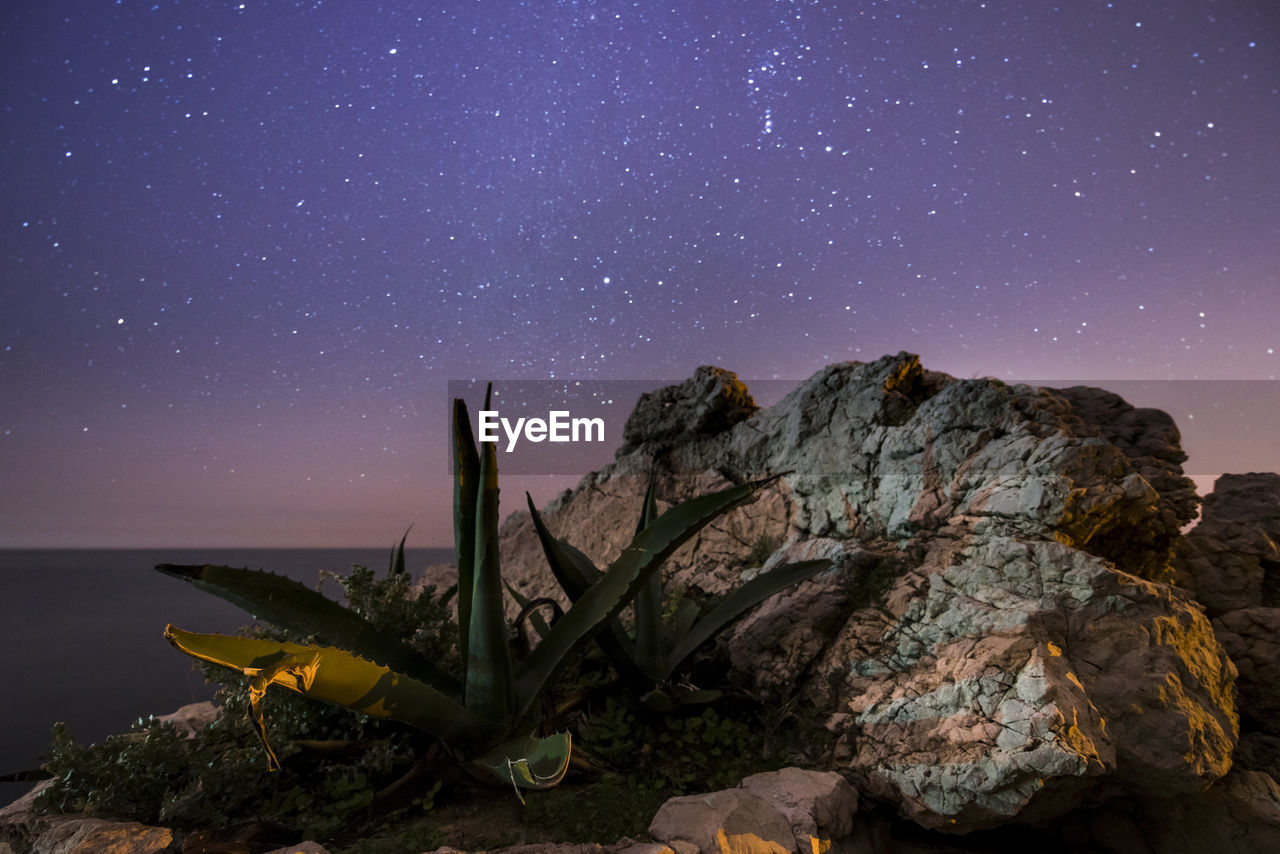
[0,548,453,805]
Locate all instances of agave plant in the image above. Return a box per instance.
[527,469,831,709]
[159,384,779,797]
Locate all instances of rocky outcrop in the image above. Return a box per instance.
[0,784,172,854]
[8,355,1276,852]
[1173,472,1280,786]
[496,354,1246,836]
[1175,473,1280,616]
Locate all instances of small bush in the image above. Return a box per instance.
[35,563,454,842]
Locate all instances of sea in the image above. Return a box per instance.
[0,547,454,806]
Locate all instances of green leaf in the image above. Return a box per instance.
[504,580,558,642]
[473,731,572,802]
[664,559,832,674]
[513,476,776,722]
[154,564,460,694]
[633,469,665,681]
[666,596,701,648]
[452,393,482,667]
[525,494,645,685]
[525,494,601,601]
[163,625,502,757]
[389,526,411,575]
[464,407,514,720]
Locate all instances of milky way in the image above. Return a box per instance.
[2,1,1277,547]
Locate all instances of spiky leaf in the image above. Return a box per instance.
[452,394,482,666]
[163,626,502,757]
[513,476,777,721]
[525,496,602,601]
[464,414,514,719]
[154,564,459,694]
[664,559,832,674]
[473,731,572,802]
[632,470,665,681]
[389,526,411,575]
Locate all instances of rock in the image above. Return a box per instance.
[263,844,333,854]
[619,366,758,455]
[0,782,173,854]
[494,354,1240,834]
[649,788,797,854]
[154,701,218,738]
[1125,770,1280,854]
[819,534,1235,831]
[425,846,619,854]
[16,356,1265,852]
[738,768,859,850]
[1050,386,1200,580]
[1174,472,1280,616]
[1214,607,1280,730]
[1237,732,1280,778]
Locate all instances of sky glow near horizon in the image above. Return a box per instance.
[1,1,1278,548]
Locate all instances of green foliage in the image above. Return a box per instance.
[36,562,449,840]
[529,476,831,702]
[160,384,776,793]
[329,564,457,672]
[578,696,776,795]
[522,776,669,844]
[332,818,444,854]
[46,386,821,841]
[36,720,189,822]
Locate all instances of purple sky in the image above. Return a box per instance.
[2,1,1277,548]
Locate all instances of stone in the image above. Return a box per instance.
[619,366,758,455]
[738,768,858,851]
[1214,607,1280,730]
[491,354,1239,833]
[430,847,611,854]
[1237,732,1280,778]
[1174,472,1280,616]
[154,701,218,738]
[0,780,173,854]
[263,844,333,854]
[817,534,1235,832]
[649,789,797,854]
[16,356,1253,852]
[1132,770,1280,854]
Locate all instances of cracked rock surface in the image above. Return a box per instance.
[494,354,1245,835]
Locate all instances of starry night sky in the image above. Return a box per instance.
[2,1,1277,548]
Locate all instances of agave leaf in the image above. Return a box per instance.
[464,412,514,720]
[524,494,646,686]
[632,469,665,681]
[666,596,701,648]
[513,477,776,722]
[164,625,503,757]
[154,564,460,694]
[504,580,558,641]
[473,731,572,803]
[524,494,601,601]
[452,394,482,667]
[664,559,832,675]
[389,526,411,575]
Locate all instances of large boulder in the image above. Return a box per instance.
[1174,473,1280,780]
[495,354,1237,833]
[1174,473,1280,616]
